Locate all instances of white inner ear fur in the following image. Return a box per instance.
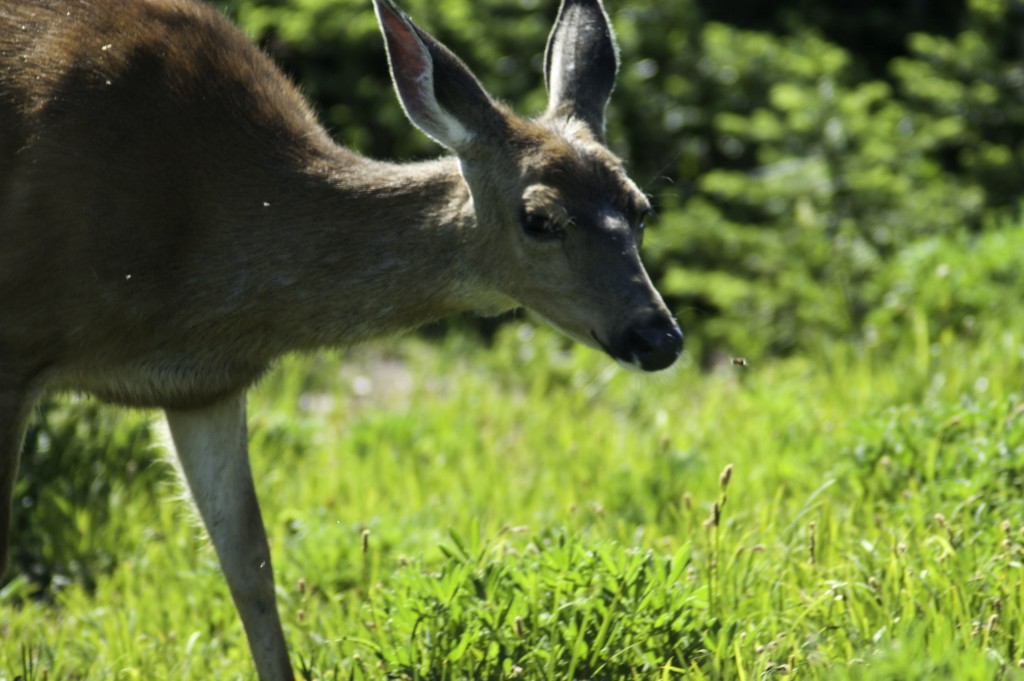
[545,33,572,110]
[402,51,474,151]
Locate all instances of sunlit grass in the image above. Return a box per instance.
[4,320,1024,679]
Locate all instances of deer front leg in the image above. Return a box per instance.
[165,392,294,681]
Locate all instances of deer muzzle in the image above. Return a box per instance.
[595,314,683,372]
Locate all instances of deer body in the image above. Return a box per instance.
[0,0,682,678]
[1,0,493,409]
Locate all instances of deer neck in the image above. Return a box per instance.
[248,150,509,351]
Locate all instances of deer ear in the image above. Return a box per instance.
[543,0,619,141]
[374,0,504,154]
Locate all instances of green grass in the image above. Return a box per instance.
[4,321,1024,679]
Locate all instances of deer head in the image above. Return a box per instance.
[375,0,682,371]
[374,0,679,368]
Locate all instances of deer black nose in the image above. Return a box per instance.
[622,316,683,372]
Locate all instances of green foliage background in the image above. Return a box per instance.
[215,0,1024,361]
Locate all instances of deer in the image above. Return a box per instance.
[0,0,682,677]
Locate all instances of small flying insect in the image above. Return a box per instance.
[731,357,749,367]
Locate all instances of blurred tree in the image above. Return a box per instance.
[697,0,964,76]
[893,0,1024,211]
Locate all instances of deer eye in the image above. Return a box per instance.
[520,211,564,240]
